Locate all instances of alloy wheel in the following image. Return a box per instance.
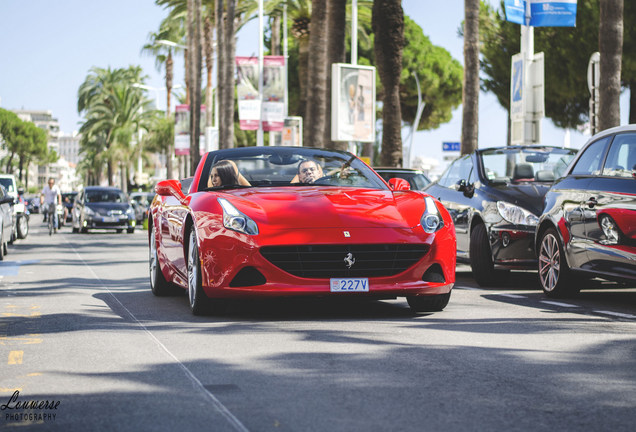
[539,233,560,292]
[187,230,198,309]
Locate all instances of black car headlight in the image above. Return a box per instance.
[496,201,539,226]
[218,198,259,235]
[421,196,444,233]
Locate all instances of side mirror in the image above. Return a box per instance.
[388,178,411,191]
[456,179,474,196]
[155,179,186,201]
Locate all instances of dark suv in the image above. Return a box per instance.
[425,146,577,286]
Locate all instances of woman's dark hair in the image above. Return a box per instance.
[212,160,239,186]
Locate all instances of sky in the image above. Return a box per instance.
[0,0,629,177]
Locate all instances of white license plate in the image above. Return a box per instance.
[330,278,369,292]
[102,216,117,222]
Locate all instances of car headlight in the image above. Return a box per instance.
[496,201,539,226]
[218,198,259,235]
[421,196,444,233]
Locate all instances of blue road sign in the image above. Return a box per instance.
[505,0,577,27]
[442,142,460,152]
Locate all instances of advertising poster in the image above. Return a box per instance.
[174,104,207,155]
[236,57,260,130]
[262,56,285,132]
[331,64,376,143]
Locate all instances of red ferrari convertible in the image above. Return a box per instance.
[149,146,456,315]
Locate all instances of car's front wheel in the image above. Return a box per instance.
[407,292,451,312]
[469,223,508,286]
[17,215,28,239]
[538,227,580,298]
[187,229,211,315]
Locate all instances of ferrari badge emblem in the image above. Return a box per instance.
[343,231,351,237]
[344,253,355,269]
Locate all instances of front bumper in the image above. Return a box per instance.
[489,224,537,269]
[196,225,456,299]
[83,215,135,230]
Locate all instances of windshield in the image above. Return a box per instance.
[0,178,14,192]
[480,147,577,183]
[202,147,388,191]
[85,190,127,203]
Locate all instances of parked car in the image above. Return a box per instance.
[536,125,636,297]
[0,174,28,239]
[71,186,136,234]
[149,146,456,315]
[130,191,155,224]
[424,145,578,286]
[0,185,15,259]
[62,192,78,223]
[26,197,40,214]
[374,167,431,190]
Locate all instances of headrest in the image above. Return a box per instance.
[535,170,555,182]
[513,163,534,180]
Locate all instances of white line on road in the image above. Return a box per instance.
[540,301,579,308]
[594,310,636,319]
[66,237,250,432]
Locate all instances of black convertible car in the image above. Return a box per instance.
[536,125,636,297]
[425,146,577,286]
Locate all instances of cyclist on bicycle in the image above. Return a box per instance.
[40,177,61,232]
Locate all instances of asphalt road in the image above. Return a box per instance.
[1,219,635,431]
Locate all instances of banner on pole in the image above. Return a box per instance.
[236,57,260,130]
[504,0,577,27]
[262,56,285,132]
[174,104,206,155]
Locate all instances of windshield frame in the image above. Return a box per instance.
[196,146,389,192]
[477,146,578,185]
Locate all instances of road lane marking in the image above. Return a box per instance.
[595,310,636,319]
[495,293,525,299]
[8,351,23,364]
[67,239,250,432]
[541,301,579,308]
[0,335,43,345]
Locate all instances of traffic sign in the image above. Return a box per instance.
[442,142,460,152]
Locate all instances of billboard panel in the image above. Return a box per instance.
[331,63,376,143]
[262,56,285,132]
[174,104,206,155]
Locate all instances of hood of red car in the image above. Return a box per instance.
[222,187,425,229]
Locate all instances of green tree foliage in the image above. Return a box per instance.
[78,66,156,187]
[401,16,463,131]
[0,108,53,182]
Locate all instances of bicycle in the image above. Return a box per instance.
[44,203,58,236]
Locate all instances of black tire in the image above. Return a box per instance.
[127,227,135,234]
[72,227,79,233]
[2,240,7,256]
[149,228,177,296]
[116,229,123,233]
[469,223,508,286]
[537,227,580,298]
[186,229,225,315]
[407,292,451,312]
[17,215,28,239]
[0,227,4,261]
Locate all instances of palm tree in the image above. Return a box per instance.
[78,67,154,188]
[323,0,347,151]
[598,0,623,131]
[303,0,329,148]
[372,0,404,166]
[461,0,479,155]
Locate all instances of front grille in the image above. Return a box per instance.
[260,244,430,278]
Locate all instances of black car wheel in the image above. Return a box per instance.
[149,228,176,296]
[407,292,451,312]
[17,215,28,239]
[0,226,5,261]
[187,229,225,315]
[469,223,508,286]
[127,227,135,234]
[538,228,580,298]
